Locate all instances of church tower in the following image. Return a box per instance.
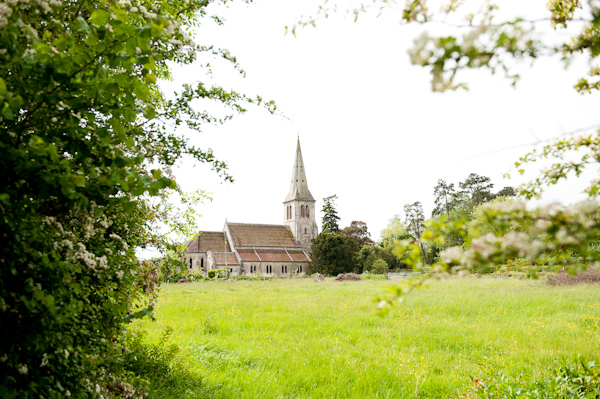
[283,139,318,254]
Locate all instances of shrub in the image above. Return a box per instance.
[208,269,227,279]
[371,258,389,274]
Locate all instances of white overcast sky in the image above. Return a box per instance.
[162,0,600,243]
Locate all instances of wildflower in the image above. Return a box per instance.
[17,364,28,374]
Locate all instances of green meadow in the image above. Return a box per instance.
[135,278,600,398]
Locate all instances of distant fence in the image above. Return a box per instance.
[387,271,421,280]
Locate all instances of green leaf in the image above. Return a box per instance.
[76,16,90,31]
[72,175,86,187]
[90,10,110,26]
[123,200,137,213]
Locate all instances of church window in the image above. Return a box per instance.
[304,227,307,234]
[301,205,304,218]
[307,207,309,218]
[201,258,204,269]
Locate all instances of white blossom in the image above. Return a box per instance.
[17,363,28,374]
[440,246,462,263]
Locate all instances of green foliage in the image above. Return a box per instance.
[310,230,360,275]
[341,220,374,247]
[404,201,428,262]
[473,356,600,398]
[468,196,524,240]
[122,326,179,379]
[432,179,456,218]
[0,0,270,397]
[207,269,227,279]
[359,272,388,280]
[358,244,404,272]
[371,258,388,274]
[321,194,341,232]
[379,214,410,249]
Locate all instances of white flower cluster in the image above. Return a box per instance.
[435,199,600,273]
[439,245,462,263]
[0,3,12,29]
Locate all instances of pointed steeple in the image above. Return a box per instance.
[285,139,314,202]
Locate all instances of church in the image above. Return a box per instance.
[185,139,318,277]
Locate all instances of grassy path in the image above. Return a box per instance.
[137,278,600,398]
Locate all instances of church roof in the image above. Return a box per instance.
[212,252,239,266]
[237,249,308,262]
[186,231,231,253]
[284,139,315,202]
[227,223,299,248]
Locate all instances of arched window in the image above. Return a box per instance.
[307,206,310,218]
[304,227,307,234]
[300,205,304,218]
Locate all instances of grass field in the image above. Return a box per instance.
[134,277,600,398]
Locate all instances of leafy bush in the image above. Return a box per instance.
[207,269,227,279]
[0,0,267,396]
[371,258,388,274]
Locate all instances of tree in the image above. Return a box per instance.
[342,220,374,247]
[322,194,341,232]
[459,173,495,211]
[432,179,456,218]
[379,214,410,249]
[310,230,360,275]
[496,186,517,198]
[404,201,428,263]
[0,1,271,397]
[358,244,404,272]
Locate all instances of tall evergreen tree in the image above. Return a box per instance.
[432,179,456,218]
[459,173,495,211]
[322,195,340,232]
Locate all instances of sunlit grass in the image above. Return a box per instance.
[137,277,600,398]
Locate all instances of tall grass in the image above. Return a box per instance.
[136,278,600,398]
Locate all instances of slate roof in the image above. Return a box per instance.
[212,252,239,266]
[186,231,231,253]
[237,249,308,262]
[227,223,299,248]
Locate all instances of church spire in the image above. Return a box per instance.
[285,138,314,202]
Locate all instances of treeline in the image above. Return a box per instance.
[310,174,516,274]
